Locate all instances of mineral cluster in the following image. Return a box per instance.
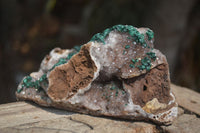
[16,25,178,125]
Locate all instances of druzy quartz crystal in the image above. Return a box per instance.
[16,25,178,125]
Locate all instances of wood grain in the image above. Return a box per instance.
[0,84,200,133]
[171,84,200,115]
[0,102,73,129]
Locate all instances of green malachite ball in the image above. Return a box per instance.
[129,64,135,68]
[125,45,130,49]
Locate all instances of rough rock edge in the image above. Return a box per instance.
[16,27,178,125]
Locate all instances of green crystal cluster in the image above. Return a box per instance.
[146,52,156,61]
[102,83,126,100]
[91,25,156,72]
[128,51,157,71]
[17,74,47,93]
[146,29,154,40]
[90,25,154,47]
[129,58,139,68]
[137,57,152,71]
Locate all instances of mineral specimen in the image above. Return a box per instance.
[16,25,178,125]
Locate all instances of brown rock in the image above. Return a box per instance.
[48,44,97,101]
[16,25,178,125]
[123,64,172,108]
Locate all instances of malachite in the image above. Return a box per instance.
[131,58,138,64]
[49,58,68,71]
[90,25,152,47]
[110,86,115,90]
[137,57,152,71]
[50,45,82,71]
[123,50,126,55]
[142,43,147,48]
[73,45,82,52]
[122,90,125,95]
[129,64,135,68]
[125,45,130,49]
[18,74,48,93]
[146,52,156,61]
[115,91,119,97]
[129,51,157,71]
[146,29,154,40]
[39,74,47,82]
[137,65,146,70]
[102,83,126,99]
[17,88,23,93]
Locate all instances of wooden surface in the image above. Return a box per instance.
[0,102,74,129]
[0,84,200,133]
[171,84,200,115]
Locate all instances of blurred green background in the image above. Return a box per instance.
[0,0,199,104]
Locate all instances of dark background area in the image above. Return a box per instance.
[0,0,199,104]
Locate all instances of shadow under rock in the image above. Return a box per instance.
[25,101,75,116]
